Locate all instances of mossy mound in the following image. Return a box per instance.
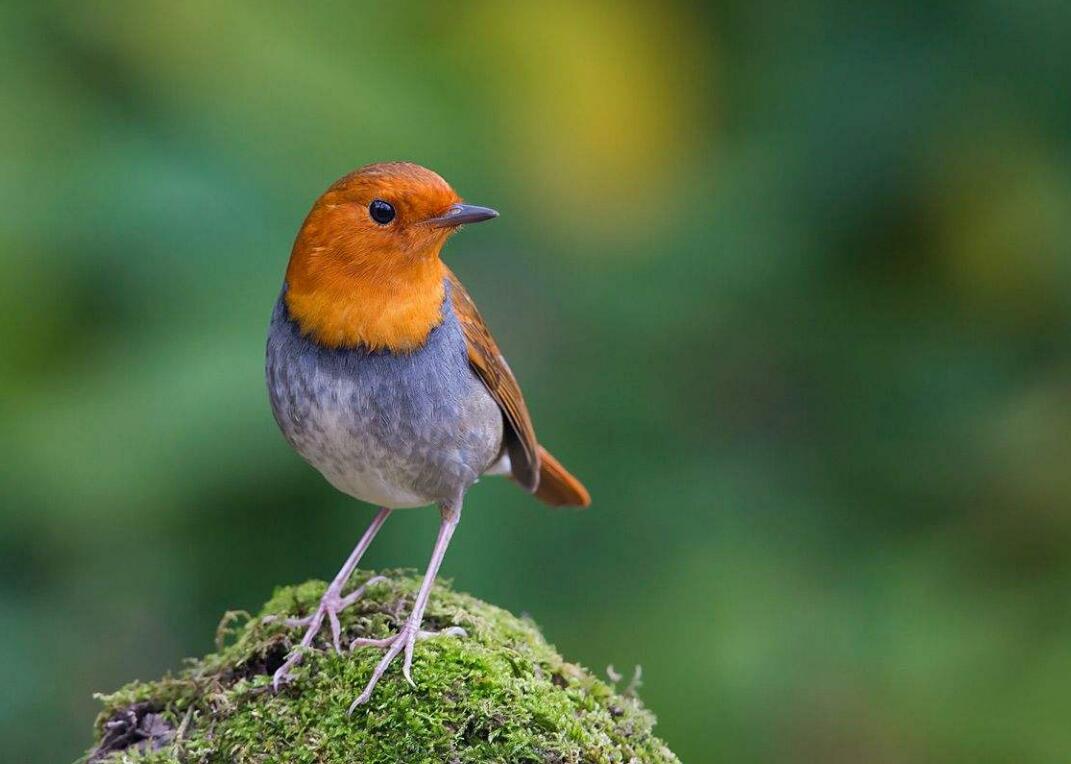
[88,571,679,763]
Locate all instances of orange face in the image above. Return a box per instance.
[284,163,496,352]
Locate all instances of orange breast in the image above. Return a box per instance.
[281,164,460,352]
[283,206,449,353]
[285,259,447,352]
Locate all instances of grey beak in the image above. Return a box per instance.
[424,203,499,228]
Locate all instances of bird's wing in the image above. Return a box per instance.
[446,267,540,491]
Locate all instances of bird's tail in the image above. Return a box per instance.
[533,446,591,507]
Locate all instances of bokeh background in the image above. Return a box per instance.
[3,1,1071,761]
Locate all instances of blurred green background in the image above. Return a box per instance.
[3,1,1071,761]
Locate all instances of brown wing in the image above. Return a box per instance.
[446,268,590,506]
[447,268,540,490]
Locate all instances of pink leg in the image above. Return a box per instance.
[348,503,465,712]
[271,506,392,690]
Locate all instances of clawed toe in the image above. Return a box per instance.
[272,650,306,691]
[349,625,465,651]
[337,575,386,609]
[269,575,388,691]
[347,623,466,712]
[349,635,393,649]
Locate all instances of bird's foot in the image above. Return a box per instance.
[347,621,467,712]
[267,575,387,691]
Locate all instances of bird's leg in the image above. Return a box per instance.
[271,506,392,690]
[348,501,465,711]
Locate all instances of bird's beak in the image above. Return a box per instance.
[423,203,499,228]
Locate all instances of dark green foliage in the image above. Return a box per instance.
[89,573,677,764]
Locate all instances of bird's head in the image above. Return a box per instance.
[284,162,498,352]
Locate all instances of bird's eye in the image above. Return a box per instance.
[368,199,396,225]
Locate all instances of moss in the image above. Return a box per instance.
[87,571,679,763]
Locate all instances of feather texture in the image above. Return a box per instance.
[446,269,589,507]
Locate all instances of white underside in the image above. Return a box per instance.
[295,404,437,509]
[326,453,513,510]
[322,468,431,509]
[313,417,512,510]
[483,452,511,477]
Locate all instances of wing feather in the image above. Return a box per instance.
[446,268,540,491]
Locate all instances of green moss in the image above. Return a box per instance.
[88,571,679,763]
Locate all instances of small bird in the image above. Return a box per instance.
[266,162,589,710]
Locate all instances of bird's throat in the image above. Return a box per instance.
[284,257,447,353]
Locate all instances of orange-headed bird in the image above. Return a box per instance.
[266,162,589,710]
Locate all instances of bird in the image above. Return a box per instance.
[265,162,590,711]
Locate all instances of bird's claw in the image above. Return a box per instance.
[347,624,466,713]
[268,575,388,691]
[271,650,306,692]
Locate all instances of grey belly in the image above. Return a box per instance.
[266,292,504,509]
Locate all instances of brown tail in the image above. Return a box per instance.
[533,446,591,507]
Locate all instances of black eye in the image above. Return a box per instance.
[369,199,396,224]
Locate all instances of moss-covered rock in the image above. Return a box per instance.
[88,571,679,763]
